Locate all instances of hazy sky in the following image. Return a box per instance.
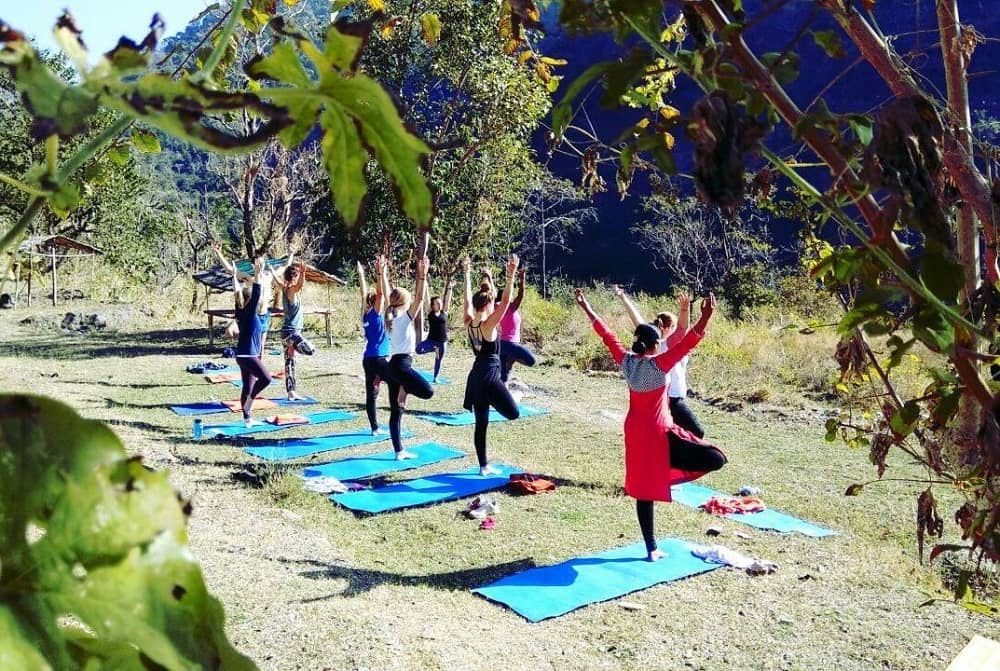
[4,1,210,56]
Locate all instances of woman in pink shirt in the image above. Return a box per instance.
[492,268,537,385]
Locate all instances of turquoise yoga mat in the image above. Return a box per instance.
[170,396,319,416]
[415,368,451,384]
[413,404,547,426]
[473,537,723,622]
[302,442,465,481]
[201,409,355,439]
[244,429,413,461]
[331,464,523,513]
[671,482,836,538]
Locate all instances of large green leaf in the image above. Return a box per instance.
[245,40,311,88]
[320,106,368,225]
[0,394,258,670]
[321,73,432,227]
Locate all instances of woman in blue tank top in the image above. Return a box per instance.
[358,257,391,434]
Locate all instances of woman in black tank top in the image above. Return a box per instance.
[415,279,455,383]
[461,254,521,475]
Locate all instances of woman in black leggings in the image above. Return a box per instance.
[381,254,434,459]
[461,254,521,475]
[232,257,272,427]
[576,289,726,561]
[358,256,390,434]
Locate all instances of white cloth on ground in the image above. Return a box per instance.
[690,544,778,575]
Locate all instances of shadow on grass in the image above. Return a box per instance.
[289,556,538,599]
[59,378,206,390]
[0,328,216,359]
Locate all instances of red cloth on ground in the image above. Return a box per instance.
[592,318,725,503]
[701,496,766,515]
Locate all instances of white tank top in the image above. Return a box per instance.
[388,310,416,355]
[659,340,689,398]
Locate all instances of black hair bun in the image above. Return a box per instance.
[631,341,646,355]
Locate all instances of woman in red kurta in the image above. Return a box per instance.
[575,289,727,561]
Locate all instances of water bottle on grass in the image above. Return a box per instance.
[192,419,203,440]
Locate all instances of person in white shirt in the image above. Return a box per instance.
[615,287,705,438]
[381,255,434,460]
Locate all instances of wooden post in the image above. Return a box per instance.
[26,253,32,307]
[50,248,57,307]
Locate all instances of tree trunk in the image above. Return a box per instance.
[938,0,986,463]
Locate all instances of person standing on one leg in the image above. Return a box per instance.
[575,289,726,561]
[616,287,704,438]
[416,275,455,384]
[278,251,314,400]
[496,267,537,386]
[359,257,390,434]
[461,253,521,476]
[382,254,434,460]
[232,257,273,428]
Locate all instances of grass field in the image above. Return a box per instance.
[3,292,998,671]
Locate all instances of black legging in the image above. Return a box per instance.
[386,354,434,452]
[236,356,272,419]
[637,433,727,553]
[473,385,520,467]
[669,396,705,438]
[363,355,389,431]
[499,340,536,383]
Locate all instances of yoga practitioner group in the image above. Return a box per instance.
[216,240,726,561]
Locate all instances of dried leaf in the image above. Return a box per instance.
[916,488,944,563]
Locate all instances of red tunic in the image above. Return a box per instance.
[592,318,719,502]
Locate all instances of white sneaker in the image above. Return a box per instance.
[466,496,500,518]
[395,449,417,461]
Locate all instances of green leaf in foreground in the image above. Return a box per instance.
[0,394,258,671]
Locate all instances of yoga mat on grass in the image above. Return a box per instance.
[473,537,723,622]
[302,442,464,481]
[671,482,836,538]
[332,464,523,513]
[170,396,319,416]
[413,404,547,426]
[202,409,356,439]
[415,369,451,385]
[244,429,413,461]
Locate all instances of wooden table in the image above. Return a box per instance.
[204,308,333,348]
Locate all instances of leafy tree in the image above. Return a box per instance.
[319,0,551,281]
[514,173,597,298]
[635,193,782,318]
[535,0,1000,594]
[0,0,439,662]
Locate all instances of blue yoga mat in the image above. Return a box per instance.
[671,482,836,537]
[415,368,451,385]
[201,409,355,439]
[473,537,723,622]
[302,442,465,481]
[413,404,547,426]
[331,464,523,513]
[170,396,319,416]
[244,429,413,461]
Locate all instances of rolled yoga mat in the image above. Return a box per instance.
[244,429,413,461]
[412,404,547,426]
[670,482,836,538]
[472,537,723,622]
[302,442,465,481]
[331,464,523,513]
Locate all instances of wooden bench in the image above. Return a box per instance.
[204,308,333,348]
